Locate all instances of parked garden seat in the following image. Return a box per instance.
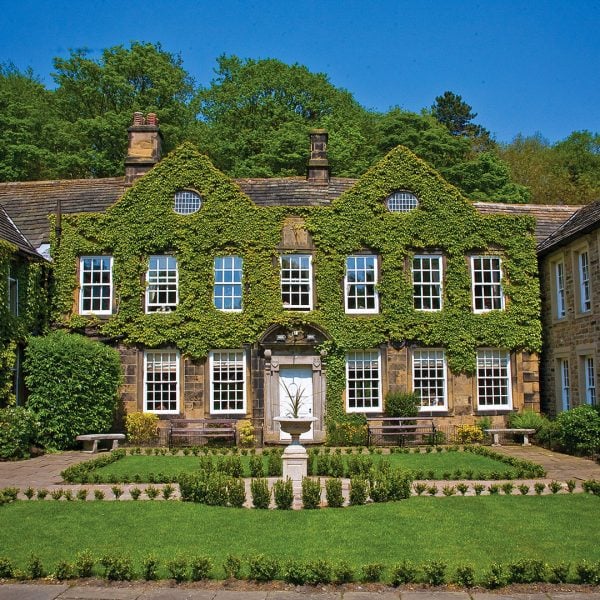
[485,428,536,446]
[367,417,437,446]
[76,433,126,453]
[168,419,236,447]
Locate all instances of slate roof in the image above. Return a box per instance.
[0,175,583,250]
[0,203,40,257]
[537,199,600,255]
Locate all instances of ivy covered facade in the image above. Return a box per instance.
[6,116,591,443]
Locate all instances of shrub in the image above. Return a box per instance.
[456,483,469,496]
[166,556,188,582]
[249,454,264,477]
[576,560,600,584]
[385,391,419,418]
[0,407,37,459]
[422,560,446,585]
[27,554,45,579]
[273,478,294,510]
[74,550,94,578]
[325,477,344,507]
[555,405,600,455]
[455,564,475,587]
[223,554,242,579]
[518,484,530,495]
[413,482,427,495]
[301,477,321,509]
[227,478,246,508]
[54,560,73,580]
[190,556,212,581]
[349,477,367,505]
[549,480,562,494]
[24,332,122,449]
[326,414,368,446]
[100,554,133,581]
[307,559,333,584]
[334,560,354,584]
[36,488,48,500]
[267,451,282,476]
[248,554,279,581]
[391,559,418,585]
[250,478,271,509]
[236,419,255,447]
[361,562,385,582]
[283,560,309,585]
[473,484,485,496]
[483,563,506,588]
[141,555,159,580]
[566,480,577,493]
[454,424,483,444]
[111,486,123,499]
[0,556,14,578]
[442,485,456,497]
[534,482,546,495]
[508,409,548,432]
[145,485,159,500]
[551,561,571,583]
[125,413,159,445]
[501,482,514,495]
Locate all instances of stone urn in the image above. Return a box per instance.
[274,416,317,485]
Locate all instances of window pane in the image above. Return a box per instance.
[146,256,178,312]
[145,351,178,412]
[345,256,378,313]
[80,256,112,314]
[477,349,510,408]
[413,256,443,311]
[280,255,312,310]
[346,350,380,410]
[174,190,201,215]
[472,256,504,312]
[413,350,446,408]
[214,256,243,311]
[211,350,246,413]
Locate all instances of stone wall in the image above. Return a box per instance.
[540,229,600,416]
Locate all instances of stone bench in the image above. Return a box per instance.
[485,428,536,446]
[76,433,126,453]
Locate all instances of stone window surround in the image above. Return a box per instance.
[280,253,313,311]
[547,253,567,322]
[475,348,513,411]
[213,255,243,312]
[344,254,380,314]
[573,244,592,316]
[142,348,181,415]
[470,255,505,314]
[410,348,448,411]
[411,254,444,311]
[145,255,178,313]
[577,345,597,406]
[345,348,384,413]
[208,349,247,415]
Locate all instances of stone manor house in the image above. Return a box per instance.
[0,114,597,442]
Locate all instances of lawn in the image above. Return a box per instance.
[1,495,598,577]
[89,450,525,482]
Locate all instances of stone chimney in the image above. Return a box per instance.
[307,129,329,184]
[125,112,163,184]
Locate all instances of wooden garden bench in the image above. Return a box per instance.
[367,417,437,446]
[485,428,536,446]
[76,433,126,453]
[168,418,236,447]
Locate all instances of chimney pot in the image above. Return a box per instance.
[146,112,158,126]
[133,111,145,126]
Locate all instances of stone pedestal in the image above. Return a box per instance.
[282,444,309,486]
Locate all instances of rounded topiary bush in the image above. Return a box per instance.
[24,331,122,449]
[555,405,600,456]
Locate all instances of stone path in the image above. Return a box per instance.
[1,585,599,600]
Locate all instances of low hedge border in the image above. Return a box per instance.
[0,552,599,586]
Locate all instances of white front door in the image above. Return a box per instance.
[278,367,314,441]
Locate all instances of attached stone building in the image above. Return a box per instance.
[538,201,600,416]
[0,116,585,441]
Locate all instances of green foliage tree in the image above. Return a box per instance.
[50,42,198,177]
[0,64,55,181]
[195,55,377,177]
[24,331,122,449]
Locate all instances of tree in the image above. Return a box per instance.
[0,64,55,181]
[51,42,198,177]
[431,91,493,151]
[195,55,377,177]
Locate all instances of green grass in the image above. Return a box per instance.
[1,496,598,578]
[90,451,521,482]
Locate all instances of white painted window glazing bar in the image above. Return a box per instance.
[413,349,447,410]
[144,350,179,413]
[280,254,312,310]
[345,256,379,313]
[560,359,570,411]
[471,256,504,312]
[210,350,246,414]
[555,262,566,319]
[585,356,596,405]
[412,255,443,311]
[213,256,243,311]
[79,256,112,315]
[146,256,178,312]
[346,350,381,412]
[476,349,512,409]
[578,252,591,312]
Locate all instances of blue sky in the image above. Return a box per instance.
[0,0,598,143]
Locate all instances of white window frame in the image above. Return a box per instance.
[145,256,178,313]
[280,254,313,310]
[345,350,382,412]
[471,256,505,313]
[213,256,243,312]
[559,358,570,412]
[577,250,591,313]
[174,190,202,215]
[555,261,566,319]
[412,255,443,311]
[386,191,419,213]
[79,256,113,315]
[345,255,379,314]
[583,355,596,405]
[412,349,447,411]
[476,349,512,410]
[209,350,247,415]
[7,267,18,317]
[144,350,180,414]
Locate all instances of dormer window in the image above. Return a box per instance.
[386,191,418,213]
[174,190,201,215]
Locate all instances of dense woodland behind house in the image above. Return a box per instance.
[0,42,598,205]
